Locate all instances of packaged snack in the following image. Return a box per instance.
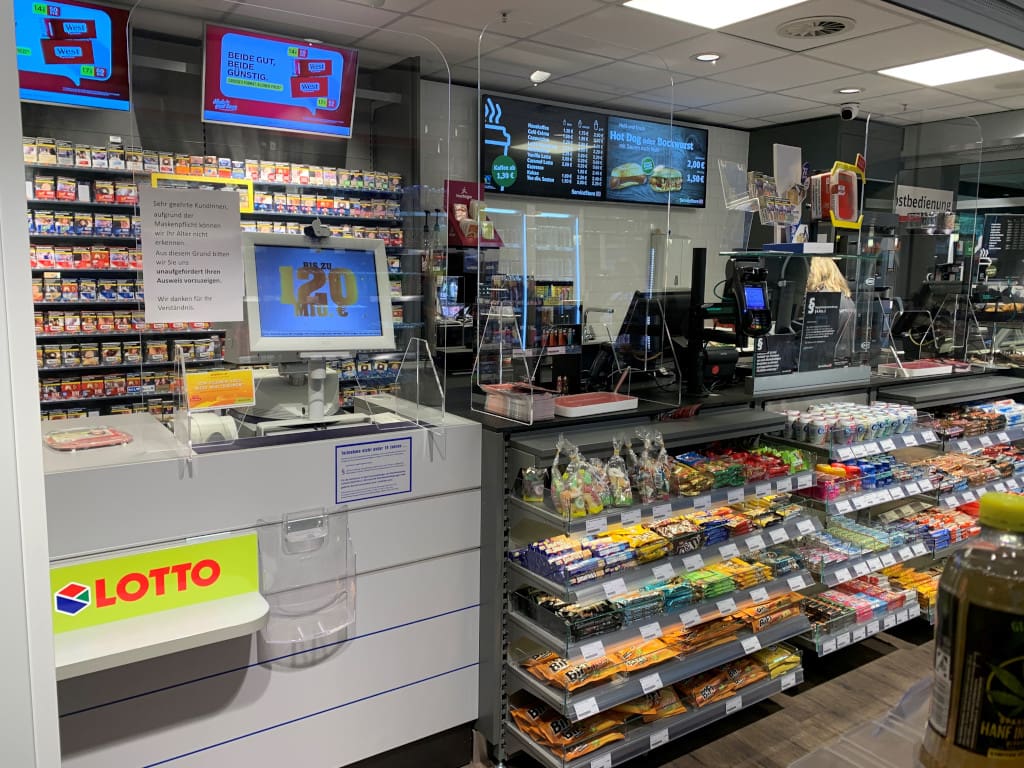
[553,731,625,761]
[607,436,634,507]
[521,465,547,503]
[680,668,735,707]
[752,643,802,679]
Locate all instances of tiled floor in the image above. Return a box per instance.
[500,620,935,768]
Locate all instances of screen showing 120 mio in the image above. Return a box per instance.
[254,246,382,337]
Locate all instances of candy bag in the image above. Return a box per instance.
[521,465,547,503]
[589,457,614,508]
[607,436,634,507]
[551,437,569,517]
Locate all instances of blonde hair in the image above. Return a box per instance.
[807,257,851,298]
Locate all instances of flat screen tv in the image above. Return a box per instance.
[605,116,708,208]
[15,0,131,111]
[202,23,359,139]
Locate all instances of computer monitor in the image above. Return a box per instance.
[440,304,464,319]
[615,289,691,365]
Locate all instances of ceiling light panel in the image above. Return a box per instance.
[624,0,810,30]
[879,49,1024,86]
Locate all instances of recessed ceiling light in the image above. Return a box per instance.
[879,48,1024,86]
[694,53,721,62]
[836,87,862,94]
[530,70,551,85]
[623,0,810,30]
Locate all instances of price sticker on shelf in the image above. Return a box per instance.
[881,553,897,567]
[905,482,921,496]
[943,496,959,509]
[590,753,612,768]
[835,500,854,515]
[836,633,852,649]
[650,729,670,750]
[586,517,608,535]
[797,519,817,536]
[883,614,898,630]
[750,587,770,604]
[652,504,672,520]
[876,489,894,503]
[994,482,1008,493]
[898,547,914,561]
[573,697,600,721]
[868,442,884,456]
[745,535,766,552]
[1008,478,1021,490]
[853,562,871,577]
[833,568,853,584]
[880,439,897,452]
[822,638,838,655]
[852,444,869,458]
[580,640,606,662]
[680,610,702,628]
[727,488,745,504]
[908,603,922,619]
[853,495,872,511]
[716,598,738,615]
[639,622,663,641]
[741,636,762,654]
[836,447,855,460]
[769,527,789,544]
[962,491,977,503]
[640,672,664,695]
[720,543,741,559]
[797,473,814,490]
[980,436,994,447]
[788,575,808,590]
[912,542,929,557]
[652,563,676,581]
[867,620,881,636]
[998,432,1011,444]
[621,509,643,527]
[890,486,907,500]
[755,482,772,497]
[923,431,938,444]
[903,434,920,447]
[852,626,867,643]
[897,609,910,624]
[603,578,628,599]
[919,479,934,492]
[683,554,705,572]
[694,495,712,511]
[866,557,883,572]
[957,440,972,452]
[781,672,798,691]
[776,477,794,492]
[725,696,743,715]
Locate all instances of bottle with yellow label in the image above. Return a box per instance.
[921,493,1024,767]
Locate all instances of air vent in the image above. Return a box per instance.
[777,16,855,39]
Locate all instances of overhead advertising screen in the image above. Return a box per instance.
[481,93,607,201]
[203,24,359,138]
[15,0,131,111]
[605,116,708,208]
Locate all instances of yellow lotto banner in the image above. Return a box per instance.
[50,533,260,634]
[186,368,256,412]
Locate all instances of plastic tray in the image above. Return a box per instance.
[554,392,639,418]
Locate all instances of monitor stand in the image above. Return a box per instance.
[247,360,372,435]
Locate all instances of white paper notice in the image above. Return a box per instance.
[335,437,412,504]
[141,186,242,322]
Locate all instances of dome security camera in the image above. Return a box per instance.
[840,102,860,121]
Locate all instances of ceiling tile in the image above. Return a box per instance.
[600,94,688,118]
[644,32,790,77]
[857,88,972,116]
[938,72,1024,102]
[525,82,625,106]
[411,0,602,32]
[991,94,1024,110]
[763,105,843,123]
[531,5,705,58]
[729,117,773,129]
[804,23,980,70]
[637,79,764,108]
[221,1,399,42]
[557,61,680,92]
[896,102,1008,123]
[676,108,756,127]
[721,0,916,52]
[443,66,528,92]
[711,54,858,91]
[779,72,920,102]
[704,93,824,118]
[478,41,613,80]
[360,17,515,66]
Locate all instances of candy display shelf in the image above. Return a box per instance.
[816,541,931,588]
[937,472,1024,508]
[506,668,803,768]
[795,601,922,658]
[509,471,817,534]
[509,570,814,659]
[772,426,941,462]
[822,477,938,516]
[945,424,1024,453]
[507,615,810,720]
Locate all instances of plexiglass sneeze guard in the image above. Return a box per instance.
[29,0,455,453]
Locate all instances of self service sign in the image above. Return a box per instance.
[50,533,259,633]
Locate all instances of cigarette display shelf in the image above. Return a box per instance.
[240,209,401,226]
[510,472,817,534]
[25,162,136,177]
[770,425,941,462]
[945,424,1024,453]
[509,569,814,660]
[30,235,139,245]
[40,393,177,408]
[507,668,803,768]
[795,600,922,658]
[507,615,810,721]
[937,471,1024,509]
[39,359,222,375]
[32,268,141,276]
[816,541,932,588]
[35,301,143,309]
[27,198,138,212]
[252,179,402,199]
[36,329,224,342]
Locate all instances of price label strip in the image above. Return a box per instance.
[652,563,676,581]
[586,517,608,535]
[640,672,664,695]
[769,527,789,544]
[639,622,663,641]
[725,696,743,715]
[621,509,642,526]
[683,554,705,571]
[573,697,599,721]
[652,504,672,520]
[603,578,628,599]
[796,518,817,536]
[650,729,670,750]
[580,640,605,661]
[720,543,740,559]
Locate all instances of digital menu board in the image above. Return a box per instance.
[605,116,708,208]
[203,24,359,139]
[481,94,607,200]
[15,0,131,111]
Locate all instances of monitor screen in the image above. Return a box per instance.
[481,93,608,201]
[744,285,767,311]
[15,0,130,111]
[202,23,359,138]
[605,116,708,208]
[240,234,395,354]
[440,304,464,319]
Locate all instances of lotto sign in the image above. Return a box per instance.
[50,533,259,633]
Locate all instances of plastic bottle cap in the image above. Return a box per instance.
[979,492,1024,533]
